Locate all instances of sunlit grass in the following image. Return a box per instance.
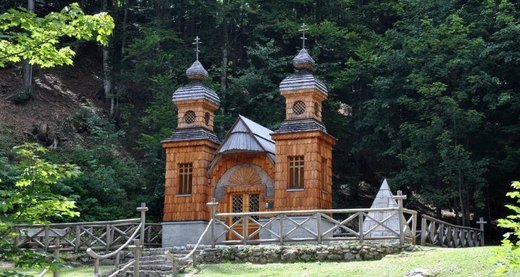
[189,246,502,277]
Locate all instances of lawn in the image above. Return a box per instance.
[0,264,113,277]
[0,246,511,277]
[187,246,507,277]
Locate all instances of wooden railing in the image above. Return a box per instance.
[2,214,161,253]
[420,214,485,247]
[206,202,416,246]
[87,203,148,277]
[166,217,216,275]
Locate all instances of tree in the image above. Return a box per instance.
[343,0,520,224]
[0,144,80,270]
[0,3,114,68]
[494,181,520,275]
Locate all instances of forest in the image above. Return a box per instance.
[0,0,519,242]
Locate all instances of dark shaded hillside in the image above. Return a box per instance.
[0,48,164,222]
[0,53,105,145]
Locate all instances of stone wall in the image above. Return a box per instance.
[198,242,416,264]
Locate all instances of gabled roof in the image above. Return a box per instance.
[209,116,275,172]
[218,115,275,157]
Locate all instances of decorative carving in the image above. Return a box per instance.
[229,167,262,186]
[214,164,274,200]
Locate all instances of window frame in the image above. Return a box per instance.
[178,162,193,195]
[288,155,305,190]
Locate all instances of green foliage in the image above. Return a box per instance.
[225,40,289,130]
[0,143,80,270]
[343,0,520,222]
[494,181,520,275]
[0,2,114,67]
[0,144,80,224]
[50,108,154,221]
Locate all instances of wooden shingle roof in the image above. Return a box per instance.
[209,116,275,171]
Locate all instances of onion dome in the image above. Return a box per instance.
[280,48,327,96]
[186,60,208,81]
[292,48,315,71]
[171,37,220,106]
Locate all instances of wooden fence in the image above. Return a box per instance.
[210,208,418,246]
[1,219,162,252]
[206,195,417,247]
[420,214,485,247]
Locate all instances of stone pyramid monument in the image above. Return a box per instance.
[363,179,403,238]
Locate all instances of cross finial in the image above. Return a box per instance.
[193,36,201,60]
[299,23,308,49]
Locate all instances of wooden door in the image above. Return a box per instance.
[228,193,260,241]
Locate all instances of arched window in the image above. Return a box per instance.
[204,112,210,126]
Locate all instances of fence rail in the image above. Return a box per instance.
[420,214,485,247]
[207,193,417,246]
[2,219,161,252]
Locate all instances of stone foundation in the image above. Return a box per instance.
[162,221,228,247]
[198,242,416,264]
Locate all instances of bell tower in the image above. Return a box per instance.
[271,24,336,211]
[162,37,220,246]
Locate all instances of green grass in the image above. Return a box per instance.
[0,265,113,277]
[0,247,511,277]
[188,246,508,277]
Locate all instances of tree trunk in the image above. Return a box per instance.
[218,20,229,135]
[22,0,35,99]
[102,0,114,116]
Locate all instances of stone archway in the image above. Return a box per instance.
[213,164,274,200]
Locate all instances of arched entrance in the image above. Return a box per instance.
[213,163,274,201]
[213,164,274,240]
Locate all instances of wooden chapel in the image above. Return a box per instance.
[161,35,336,246]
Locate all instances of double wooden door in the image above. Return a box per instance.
[228,193,260,240]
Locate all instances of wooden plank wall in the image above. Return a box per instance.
[272,131,335,211]
[162,140,218,221]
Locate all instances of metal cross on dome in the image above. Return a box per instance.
[299,23,309,49]
[193,36,201,60]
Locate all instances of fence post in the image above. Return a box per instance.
[51,238,61,277]
[393,190,407,246]
[75,225,81,252]
[316,213,322,244]
[243,215,248,245]
[358,211,364,243]
[420,216,427,245]
[115,251,121,267]
[136,203,148,246]
[279,215,284,245]
[411,213,417,245]
[44,225,50,251]
[14,227,20,247]
[438,223,444,247]
[94,258,100,277]
[207,202,219,248]
[477,217,487,246]
[129,239,141,277]
[106,224,112,251]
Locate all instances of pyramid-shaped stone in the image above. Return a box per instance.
[363,179,402,238]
